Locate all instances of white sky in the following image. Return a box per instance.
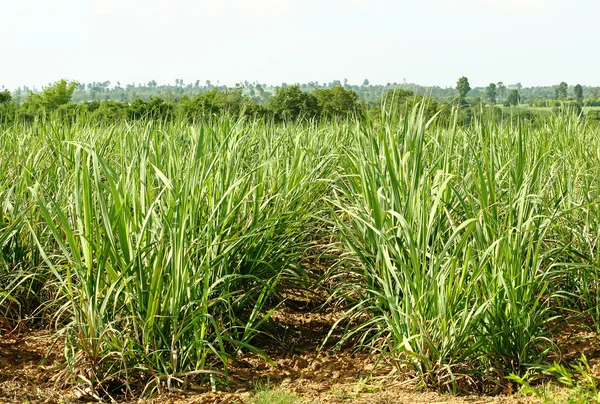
[0,0,596,90]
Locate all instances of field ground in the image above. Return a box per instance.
[2,306,599,403]
[0,317,537,404]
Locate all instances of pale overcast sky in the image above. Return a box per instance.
[0,0,596,90]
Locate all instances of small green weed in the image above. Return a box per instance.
[252,388,302,404]
[508,355,600,403]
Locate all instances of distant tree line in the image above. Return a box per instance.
[1,77,598,125]
[7,78,600,107]
[0,79,459,125]
[0,80,367,124]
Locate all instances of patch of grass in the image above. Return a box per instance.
[330,377,382,400]
[252,387,303,404]
[330,387,357,401]
[509,355,600,403]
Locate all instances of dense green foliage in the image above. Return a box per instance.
[485,83,497,105]
[505,89,521,106]
[1,81,368,124]
[1,95,600,397]
[456,76,471,104]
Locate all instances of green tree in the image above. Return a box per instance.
[497,82,506,103]
[0,90,11,104]
[574,84,583,103]
[130,98,148,119]
[313,86,363,119]
[505,89,520,107]
[18,79,79,120]
[147,96,174,120]
[38,79,79,110]
[456,76,471,105]
[0,90,15,124]
[267,85,319,121]
[485,83,497,105]
[555,82,568,100]
[90,101,129,123]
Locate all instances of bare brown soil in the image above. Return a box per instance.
[5,308,598,403]
[0,329,72,403]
